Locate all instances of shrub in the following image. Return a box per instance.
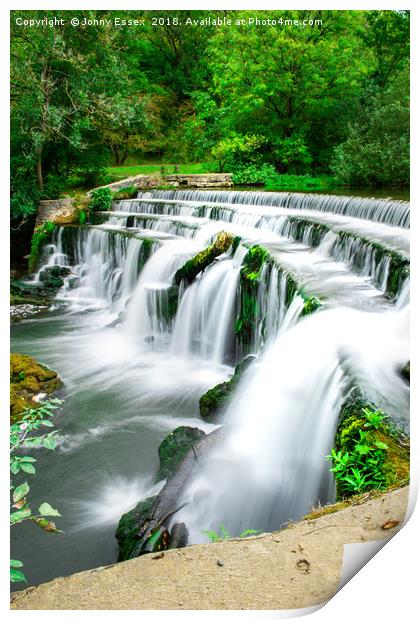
[89,187,113,212]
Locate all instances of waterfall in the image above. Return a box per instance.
[147,189,410,228]
[174,294,409,541]
[29,187,409,545]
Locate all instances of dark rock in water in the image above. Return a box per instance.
[38,265,71,289]
[115,427,223,561]
[156,426,206,482]
[115,496,157,562]
[401,361,410,384]
[199,355,256,423]
[67,275,80,290]
[167,522,188,549]
[39,265,71,280]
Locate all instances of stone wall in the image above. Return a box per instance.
[35,198,76,227]
[89,173,233,194]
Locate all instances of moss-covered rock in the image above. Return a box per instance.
[333,389,409,500]
[156,426,205,482]
[38,265,71,289]
[199,356,256,423]
[115,495,157,561]
[10,353,62,421]
[174,231,233,285]
[234,245,270,348]
[301,294,322,316]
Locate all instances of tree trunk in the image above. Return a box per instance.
[35,146,44,191]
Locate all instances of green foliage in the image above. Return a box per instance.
[10,399,63,582]
[111,186,139,200]
[89,187,113,212]
[331,65,409,187]
[329,402,410,499]
[10,8,410,264]
[211,133,267,173]
[327,428,389,495]
[28,221,56,272]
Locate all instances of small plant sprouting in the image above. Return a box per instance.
[202,524,261,542]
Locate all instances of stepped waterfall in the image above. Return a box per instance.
[12,189,409,584]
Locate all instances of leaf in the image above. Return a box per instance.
[10,568,27,583]
[13,481,29,504]
[10,559,23,568]
[374,441,389,450]
[10,461,20,475]
[32,518,62,533]
[19,456,37,463]
[10,507,31,524]
[38,502,61,517]
[41,420,54,428]
[43,436,56,450]
[20,463,36,474]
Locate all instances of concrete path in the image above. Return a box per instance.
[11,486,408,610]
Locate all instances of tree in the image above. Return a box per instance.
[331,63,409,187]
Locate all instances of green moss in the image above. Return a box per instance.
[301,294,322,316]
[333,389,409,500]
[111,185,139,200]
[174,231,233,285]
[115,496,157,561]
[28,221,57,272]
[199,356,255,423]
[10,353,62,421]
[156,426,205,482]
[235,245,270,348]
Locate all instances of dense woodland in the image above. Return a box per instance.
[10,10,409,255]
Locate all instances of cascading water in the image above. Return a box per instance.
[12,187,409,587]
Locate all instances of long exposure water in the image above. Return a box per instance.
[11,188,410,588]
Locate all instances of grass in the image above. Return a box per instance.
[263,174,338,192]
[107,162,214,182]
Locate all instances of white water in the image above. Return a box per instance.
[175,291,409,540]
[27,188,410,551]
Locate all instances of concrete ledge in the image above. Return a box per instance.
[90,173,233,194]
[10,486,408,610]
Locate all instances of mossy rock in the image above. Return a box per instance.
[10,353,62,421]
[115,495,157,562]
[334,389,409,500]
[156,426,206,482]
[199,356,256,423]
[174,231,233,285]
[301,294,322,316]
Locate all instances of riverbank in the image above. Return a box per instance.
[11,486,408,610]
